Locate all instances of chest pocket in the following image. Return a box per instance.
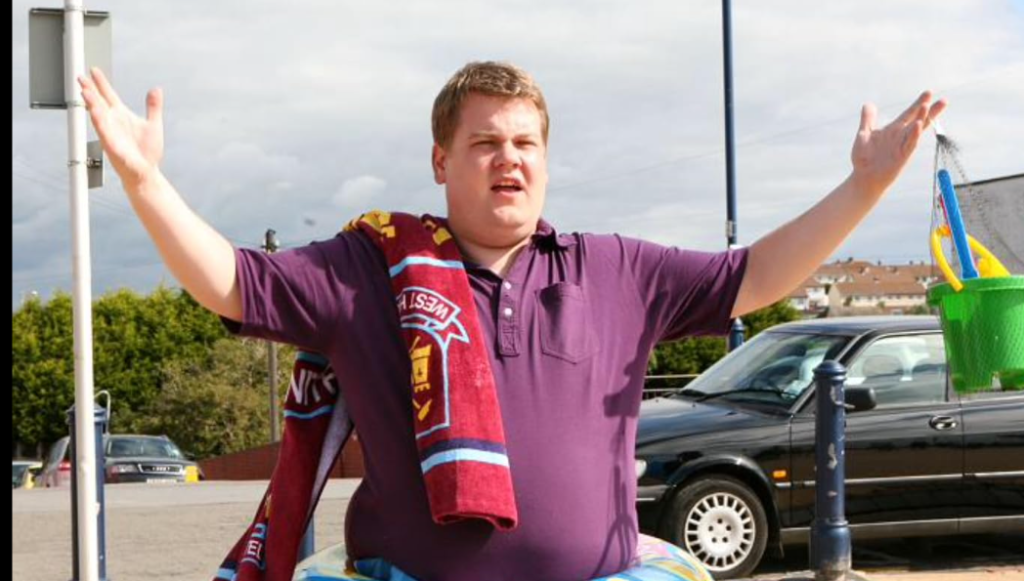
[536,282,599,364]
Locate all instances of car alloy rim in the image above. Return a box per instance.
[683,491,756,572]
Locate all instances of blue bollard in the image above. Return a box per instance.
[728,317,745,351]
[809,361,851,581]
[67,404,110,581]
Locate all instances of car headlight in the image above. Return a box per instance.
[108,464,138,474]
[635,459,648,479]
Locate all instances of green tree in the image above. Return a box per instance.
[11,293,76,451]
[12,287,229,451]
[142,338,295,459]
[739,300,801,336]
[91,288,227,433]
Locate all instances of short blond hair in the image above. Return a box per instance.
[431,61,550,149]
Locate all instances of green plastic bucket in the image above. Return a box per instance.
[927,276,1024,393]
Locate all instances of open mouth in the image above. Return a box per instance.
[491,178,524,194]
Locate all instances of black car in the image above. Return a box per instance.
[103,434,201,484]
[635,316,1024,579]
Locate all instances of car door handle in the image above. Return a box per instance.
[929,415,958,431]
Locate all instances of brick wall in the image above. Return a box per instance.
[199,432,365,481]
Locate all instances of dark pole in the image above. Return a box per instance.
[809,361,852,581]
[269,339,279,442]
[263,229,280,443]
[722,0,745,351]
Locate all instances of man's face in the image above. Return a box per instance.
[433,94,548,250]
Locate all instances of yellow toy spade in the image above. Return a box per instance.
[931,224,1011,292]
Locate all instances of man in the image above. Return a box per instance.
[79,62,944,580]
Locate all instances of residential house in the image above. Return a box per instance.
[788,260,942,317]
[826,279,929,316]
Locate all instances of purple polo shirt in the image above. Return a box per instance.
[230,219,747,581]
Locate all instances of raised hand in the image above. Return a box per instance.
[850,91,947,195]
[78,67,164,191]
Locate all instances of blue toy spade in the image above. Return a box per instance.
[937,169,980,281]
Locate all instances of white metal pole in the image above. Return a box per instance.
[64,1,100,580]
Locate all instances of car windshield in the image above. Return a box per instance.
[106,437,185,459]
[47,438,68,465]
[675,331,851,410]
[12,464,29,487]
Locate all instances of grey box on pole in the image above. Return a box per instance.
[28,8,112,110]
[87,140,103,189]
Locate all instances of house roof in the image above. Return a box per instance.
[831,280,927,298]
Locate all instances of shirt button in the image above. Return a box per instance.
[503,307,514,319]
[503,281,512,290]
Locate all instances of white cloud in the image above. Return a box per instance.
[333,175,388,208]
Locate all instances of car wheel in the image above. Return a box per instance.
[660,475,769,579]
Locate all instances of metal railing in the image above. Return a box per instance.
[641,374,699,400]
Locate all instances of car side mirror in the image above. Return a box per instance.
[845,386,877,412]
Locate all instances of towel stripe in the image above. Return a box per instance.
[389,256,465,278]
[420,449,510,474]
[284,405,335,420]
[418,438,507,461]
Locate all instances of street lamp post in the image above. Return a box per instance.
[721,0,745,351]
[263,229,280,443]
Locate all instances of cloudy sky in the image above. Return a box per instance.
[12,0,1024,309]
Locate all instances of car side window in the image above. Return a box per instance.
[846,334,947,408]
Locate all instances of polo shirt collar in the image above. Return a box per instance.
[531,218,576,250]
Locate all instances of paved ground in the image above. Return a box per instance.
[13,480,357,581]
[13,480,1024,580]
[744,533,1024,581]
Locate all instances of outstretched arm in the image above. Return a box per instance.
[79,68,242,321]
[731,91,947,317]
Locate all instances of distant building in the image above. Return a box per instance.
[789,259,940,317]
[826,279,929,316]
[812,259,874,286]
[787,277,828,316]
